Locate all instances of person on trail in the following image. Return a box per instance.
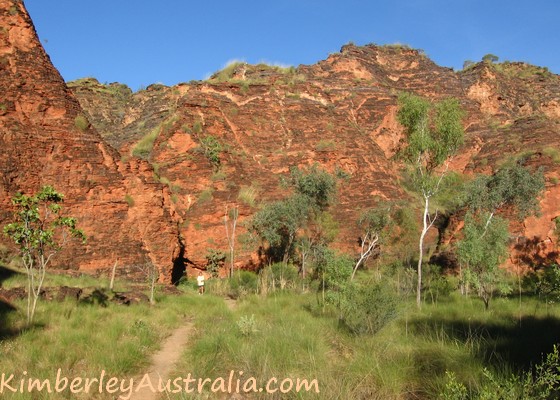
[197,271,205,295]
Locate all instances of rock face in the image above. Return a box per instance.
[0,0,185,283]
[70,45,560,269]
[1,1,559,277]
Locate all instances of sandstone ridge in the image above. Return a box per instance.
[0,0,185,283]
[1,0,559,279]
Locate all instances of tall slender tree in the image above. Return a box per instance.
[224,204,239,278]
[397,93,464,307]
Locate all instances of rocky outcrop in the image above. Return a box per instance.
[2,0,559,275]
[70,45,560,269]
[0,0,184,282]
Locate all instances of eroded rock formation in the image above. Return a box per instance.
[1,0,559,278]
[0,0,184,282]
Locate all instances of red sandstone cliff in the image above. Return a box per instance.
[0,0,184,282]
[70,45,560,269]
[1,0,559,278]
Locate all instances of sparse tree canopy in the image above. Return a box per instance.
[251,165,338,264]
[465,163,545,221]
[397,92,465,307]
[3,186,85,323]
[482,53,499,64]
[397,93,464,174]
[456,163,545,309]
[463,60,475,70]
[250,194,311,263]
[456,212,511,310]
[288,164,337,211]
[352,203,395,280]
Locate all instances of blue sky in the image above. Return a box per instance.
[25,0,559,91]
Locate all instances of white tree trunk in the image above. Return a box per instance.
[417,194,430,308]
[351,232,379,281]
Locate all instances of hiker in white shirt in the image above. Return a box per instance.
[197,272,205,295]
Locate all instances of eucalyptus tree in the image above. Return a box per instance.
[457,163,545,308]
[3,186,85,323]
[397,93,465,307]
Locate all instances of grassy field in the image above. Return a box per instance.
[0,266,202,399]
[169,291,560,400]
[1,265,559,399]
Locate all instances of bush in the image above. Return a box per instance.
[132,127,159,159]
[237,314,258,336]
[205,249,226,278]
[229,270,258,298]
[339,283,398,335]
[124,194,134,207]
[440,345,560,399]
[423,264,454,304]
[524,264,560,303]
[238,185,258,207]
[197,188,213,203]
[74,114,89,131]
[315,140,336,152]
[263,263,299,291]
[199,135,222,169]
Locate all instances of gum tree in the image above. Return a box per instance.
[249,165,337,266]
[3,186,85,324]
[224,204,239,278]
[457,163,545,308]
[352,203,394,280]
[397,93,464,307]
[456,212,510,309]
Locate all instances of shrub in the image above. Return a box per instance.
[205,249,226,278]
[74,114,89,131]
[238,185,258,207]
[339,283,398,335]
[132,127,159,159]
[524,264,560,303]
[543,147,560,164]
[124,194,134,207]
[264,263,299,291]
[423,264,454,304]
[315,139,336,152]
[199,135,222,169]
[229,270,258,298]
[237,314,258,336]
[208,61,246,82]
[440,345,560,399]
[198,188,213,204]
[211,170,227,181]
[192,121,203,134]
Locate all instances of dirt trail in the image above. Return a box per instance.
[130,297,237,400]
[224,297,237,311]
[130,321,193,400]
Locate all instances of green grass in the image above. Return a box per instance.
[211,169,227,181]
[543,146,560,164]
[197,188,214,203]
[0,265,120,290]
[0,266,205,399]
[315,139,336,152]
[2,265,560,399]
[166,288,560,399]
[74,115,89,131]
[124,194,134,207]
[237,185,258,207]
[132,126,159,159]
